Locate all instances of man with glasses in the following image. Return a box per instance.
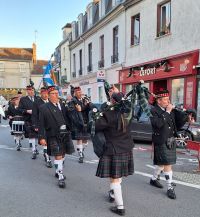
[39,86,74,188]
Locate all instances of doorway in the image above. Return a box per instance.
[153,80,167,94]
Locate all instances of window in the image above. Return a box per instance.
[157,1,171,37]
[72,53,76,77]
[99,35,104,68]
[0,62,4,71]
[171,78,184,106]
[0,78,4,87]
[79,49,82,75]
[19,63,26,72]
[88,43,92,72]
[131,14,140,45]
[87,88,91,97]
[98,86,103,103]
[112,26,119,63]
[63,47,66,60]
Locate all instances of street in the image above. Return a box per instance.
[0,120,200,217]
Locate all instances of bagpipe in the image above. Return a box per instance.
[89,80,153,136]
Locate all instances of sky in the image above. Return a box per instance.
[0,0,90,60]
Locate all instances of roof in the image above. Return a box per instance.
[31,60,48,75]
[62,23,72,30]
[0,47,33,61]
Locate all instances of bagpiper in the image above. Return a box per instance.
[149,89,188,199]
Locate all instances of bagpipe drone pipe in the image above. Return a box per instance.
[90,80,153,158]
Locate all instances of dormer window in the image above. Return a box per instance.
[78,14,83,35]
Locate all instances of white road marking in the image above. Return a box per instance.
[0,145,199,189]
[135,171,200,189]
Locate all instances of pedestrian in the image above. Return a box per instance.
[32,87,52,167]
[149,89,188,199]
[38,86,74,188]
[95,87,134,216]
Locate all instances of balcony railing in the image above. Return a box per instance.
[111,53,119,64]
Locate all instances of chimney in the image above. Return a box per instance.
[32,43,37,64]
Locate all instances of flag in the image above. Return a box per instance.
[43,61,54,86]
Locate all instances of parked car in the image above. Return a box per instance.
[130,109,200,148]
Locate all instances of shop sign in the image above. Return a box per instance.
[139,67,156,76]
[97,70,106,82]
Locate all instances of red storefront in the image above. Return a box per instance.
[119,50,199,109]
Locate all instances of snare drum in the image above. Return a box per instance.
[11,116,25,134]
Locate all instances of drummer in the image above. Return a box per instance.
[7,96,22,150]
[18,85,39,159]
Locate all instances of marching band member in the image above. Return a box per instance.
[95,87,134,216]
[150,89,188,199]
[32,87,52,167]
[39,86,74,188]
[69,87,92,163]
[7,96,22,150]
[18,85,39,159]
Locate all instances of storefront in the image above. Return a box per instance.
[119,50,199,109]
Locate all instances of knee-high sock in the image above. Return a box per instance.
[43,146,50,161]
[29,138,36,152]
[152,166,164,180]
[110,182,124,209]
[54,159,64,180]
[76,144,83,156]
[164,171,173,189]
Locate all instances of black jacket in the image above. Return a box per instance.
[18,96,38,122]
[7,104,22,127]
[150,105,187,145]
[32,97,46,129]
[38,101,71,140]
[95,110,134,155]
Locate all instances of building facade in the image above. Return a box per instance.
[119,0,200,119]
[0,45,35,99]
[69,0,126,103]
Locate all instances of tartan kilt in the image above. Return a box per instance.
[96,151,134,178]
[24,121,38,138]
[47,136,75,156]
[72,124,90,140]
[154,143,176,165]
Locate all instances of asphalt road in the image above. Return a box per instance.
[0,120,199,217]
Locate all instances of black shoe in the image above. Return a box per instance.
[150,179,163,188]
[58,179,66,188]
[167,188,176,199]
[46,161,52,168]
[79,156,84,163]
[110,206,125,216]
[35,149,39,155]
[108,190,115,203]
[55,173,66,180]
[31,152,37,159]
[16,146,21,151]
